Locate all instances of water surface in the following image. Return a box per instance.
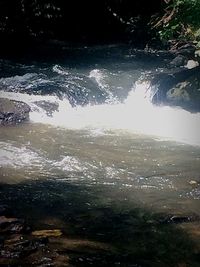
[0,45,200,266]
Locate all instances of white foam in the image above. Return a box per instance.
[0,142,44,169]
[89,69,114,101]
[52,156,88,172]
[1,81,200,146]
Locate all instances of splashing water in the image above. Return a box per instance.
[1,80,200,146]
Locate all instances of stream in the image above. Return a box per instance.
[0,45,200,266]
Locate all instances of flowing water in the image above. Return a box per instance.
[0,45,200,266]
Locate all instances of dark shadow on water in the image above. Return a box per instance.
[0,44,172,73]
[0,179,199,267]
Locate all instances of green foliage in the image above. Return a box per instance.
[154,0,200,43]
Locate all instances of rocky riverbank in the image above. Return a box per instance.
[150,43,200,112]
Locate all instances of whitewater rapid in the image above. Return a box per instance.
[1,76,200,146]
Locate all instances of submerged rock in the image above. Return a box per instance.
[32,229,62,237]
[0,212,68,266]
[1,235,48,259]
[0,98,30,125]
[173,43,196,58]
[160,214,199,224]
[33,100,59,116]
[170,55,187,67]
[0,216,28,234]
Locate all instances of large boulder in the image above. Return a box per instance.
[0,98,30,125]
[169,43,198,68]
[151,66,200,112]
[174,43,196,58]
[166,77,200,112]
[169,55,187,68]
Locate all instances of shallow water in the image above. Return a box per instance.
[0,45,200,266]
[0,123,200,266]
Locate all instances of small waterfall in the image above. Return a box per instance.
[89,69,114,101]
[1,79,200,146]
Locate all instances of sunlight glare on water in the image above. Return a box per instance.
[1,79,200,146]
[35,81,200,146]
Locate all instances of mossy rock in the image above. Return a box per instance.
[166,76,200,112]
[152,66,200,112]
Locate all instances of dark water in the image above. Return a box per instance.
[0,45,200,266]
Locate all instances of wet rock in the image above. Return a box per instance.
[27,249,70,267]
[1,235,48,260]
[151,66,200,112]
[4,237,71,266]
[185,60,199,69]
[34,100,59,116]
[0,216,28,234]
[166,82,190,102]
[195,49,200,58]
[160,215,197,224]
[0,248,22,259]
[0,216,19,227]
[169,43,198,68]
[175,43,196,58]
[0,98,30,125]
[0,207,71,266]
[4,234,24,246]
[168,216,192,224]
[63,74,109,107]
[170,55,187,67]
